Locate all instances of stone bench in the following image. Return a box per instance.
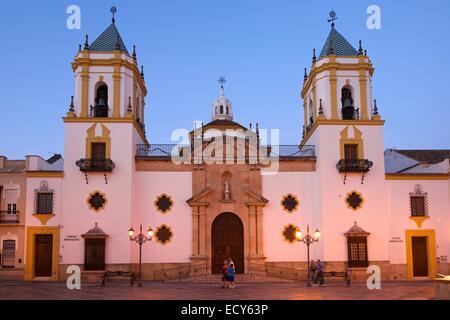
[101,271,136,287]
[317,271,351,287]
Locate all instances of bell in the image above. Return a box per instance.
[96,97,107,108]
[343,97,353,109]
[94,97,108,117]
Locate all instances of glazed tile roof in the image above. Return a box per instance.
[89,23,128,53]
[396,150,450,165]
[319,27,359,58]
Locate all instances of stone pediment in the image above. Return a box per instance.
[245,188,269,206]
[186,187,211,206]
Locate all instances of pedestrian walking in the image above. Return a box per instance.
[221,258,229,288]
[227,261,236,289]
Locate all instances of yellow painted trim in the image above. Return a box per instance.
[154,193,174,214]
[87,190,108,213]
[301,119,384,146]
[112,53,121,118]
[405,229,437,280]
[345,190,365,211]
[72,56,147,96]
[155,224,174,245]
[312,76,317,122]
[80,66,89,117]
[282,224,300,244]
[409,216,430,228]
[62,117,149,146]
[25,226,60,281]
[329,72,338,119]
[32,214,55,226]
[358,57,369,120]
[302,60,375,96]
[340,126,364,159]
[385,174,448,181]
[280,193,300,214]
[133,78,137,119]
[85,124,111,159]
[26,171,64,178]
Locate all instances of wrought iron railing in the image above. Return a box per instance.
[75,159,116,172]
[336,159,373,173]
[136,144,316,161]
[0,211,20,224]
[342,108,360,120]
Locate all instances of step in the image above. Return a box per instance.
[0,269,24,280]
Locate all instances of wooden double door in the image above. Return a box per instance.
[211,213,244,274]
[34,235,53,277]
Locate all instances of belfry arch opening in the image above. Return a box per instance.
[93,82,109,118]
[341,86,358,120]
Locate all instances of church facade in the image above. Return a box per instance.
[1,11,449,283]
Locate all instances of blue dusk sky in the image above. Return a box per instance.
[0,0,449,159]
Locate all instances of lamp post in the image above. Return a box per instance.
[295,225,321,287]
[128,223,154,287]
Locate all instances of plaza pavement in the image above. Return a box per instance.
[0,280,435,300]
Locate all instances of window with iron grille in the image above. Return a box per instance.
[347,237,368,268]
[410,185,428,217]
[34,181,54,215]
[36,193,53,214]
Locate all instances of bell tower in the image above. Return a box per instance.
[60,7,149,268]
[300,12,390,274]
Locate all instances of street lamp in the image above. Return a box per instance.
[295,225,320,287]
[128,223,154,287]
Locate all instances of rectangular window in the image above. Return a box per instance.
[347,237,368,268]
[84,239,106,271]
[36,193,53,214]
[344,144,358,160]
[2,240,16,268]
[410,196,426,217]
[91,142,106,160]
[7,204,17,214]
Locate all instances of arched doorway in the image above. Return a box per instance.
[211,213,244,274]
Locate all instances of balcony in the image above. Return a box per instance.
[136,144,316,162]
[336,159,373,173]
[0,211,20,224]
[75,159,115,172]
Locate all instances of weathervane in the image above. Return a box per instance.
[218,76,227,88]
[328,10,337,28]
[111,5,117,24]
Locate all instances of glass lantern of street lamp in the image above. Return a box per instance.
[295,230,302,240]
[128,227,135,237]
[147,227,154,238]
[314,228,321,239]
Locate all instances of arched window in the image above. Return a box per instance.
[136,96,141,122]
[93,83,109,117]
[220,105,224,114]
[341,87,357,120]
[308,100,314,125]
[226,106,229,114]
